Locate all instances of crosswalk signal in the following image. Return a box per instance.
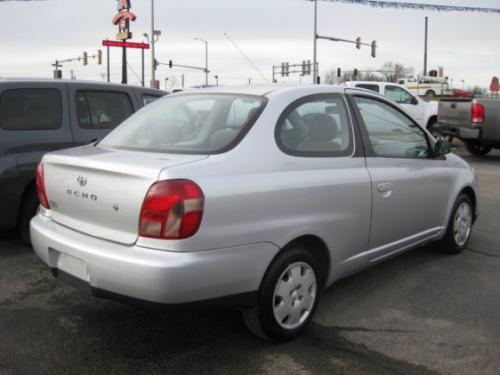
[371,41,377,58]
[356,37,362,50]
[82,51,88,66]
[97,50,103,65]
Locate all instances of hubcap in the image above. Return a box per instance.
[272,262,317,330]
[453,202,472,247]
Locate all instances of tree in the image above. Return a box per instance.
[380,61,414,82]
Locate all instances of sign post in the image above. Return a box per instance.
[112,0,137,84]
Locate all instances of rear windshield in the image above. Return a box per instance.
[100,94,266,154]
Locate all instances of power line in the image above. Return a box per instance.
[224,33,269,83]
[311,0,500,13]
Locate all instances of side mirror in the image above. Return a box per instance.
[434,139,451,156]
[411,96,419,105]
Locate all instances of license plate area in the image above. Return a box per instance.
[49,249,89,282]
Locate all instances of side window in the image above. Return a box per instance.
[384,86,415,104]
[354,96,431,159]
[76,91,133,130]
[143,95,161,106]
[276,95,353,156]
[356,84,380,93]
[0,89,62,130]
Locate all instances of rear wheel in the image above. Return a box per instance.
[465,142,491,156]
[17,187,39,245]
[438,194,473,254]
[242,246,320,341]
[425,90,436,98]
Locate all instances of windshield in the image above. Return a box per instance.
[100,93,267,154]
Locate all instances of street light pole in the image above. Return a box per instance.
[195,37,209,87]
[313,0,318,84]
[151,0,156,87]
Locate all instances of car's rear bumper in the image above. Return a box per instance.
[31,213,279,308]
[436,123,482,140]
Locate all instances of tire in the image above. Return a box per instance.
[425,90,436,98]
[465,142,491,156]
[242,246,321,341]
[438,194,474,254]
[427,118,452,143]
[17,187,39,245]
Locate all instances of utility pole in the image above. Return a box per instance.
[313,0,318,84]
[106,44,110,82]
[423,16,429,76]
[151,0,156,87]
[195,37,209,87]
[141,48,145,87]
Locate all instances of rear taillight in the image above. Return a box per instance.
[471,103,485,124]
[36,162,50,209]
[139,180,204,240]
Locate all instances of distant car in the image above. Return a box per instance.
[344,81,441,136]
[31,85,478,340]
[0,79,166,242]
[448,89,473,98]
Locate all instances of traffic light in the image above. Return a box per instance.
[82,51,88,66]
[353,68,358,78]
[371,41,377,58]
[168,60,173,68]
[355,37,362,50]
[302,61,306,76]
[281,62,285,77]
[97,50,103,65]
[337,68,342,77]
[307,60,312,76]
[53,70,62,79]
[285,62,290,77]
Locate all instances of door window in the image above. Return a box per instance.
[76,91,133,130]
[354,96,431,159]
[0,89,62,130]
[384,86,415,104]
[276,95,353,156]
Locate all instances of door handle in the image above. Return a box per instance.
[377,183,394,193]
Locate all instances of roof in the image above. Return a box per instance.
[176,84,347,97]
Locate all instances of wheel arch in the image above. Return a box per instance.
[460,186,478,222]
[17,179,36,224]
[270,235,331,289]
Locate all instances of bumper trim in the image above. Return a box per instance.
[51,267,257,311]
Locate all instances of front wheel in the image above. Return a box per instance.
[465,142,491,156]
[425,90,436,98]
[242,246,320,341]
[438,194,474,254]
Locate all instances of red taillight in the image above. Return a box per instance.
[471,103,485,124]
[139,180,204,240]
[36,162,50,209]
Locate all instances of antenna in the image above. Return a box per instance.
[224,33,269,84]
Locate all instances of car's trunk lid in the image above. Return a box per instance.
[43,145,207,245]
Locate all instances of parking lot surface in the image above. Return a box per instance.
[1,146,499,375]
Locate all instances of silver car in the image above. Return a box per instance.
[31,85,479,340]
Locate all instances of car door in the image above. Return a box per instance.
[384,85,425,126]
[350,94,449,262]
[67,84,136,145]
[274,93,373,278]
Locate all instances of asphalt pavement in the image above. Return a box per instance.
[0,146,499,375]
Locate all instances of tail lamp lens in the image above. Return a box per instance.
[139,180,204,240]
[36,162,50,209]
[471,103,485,124]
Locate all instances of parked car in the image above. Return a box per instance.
[436,97,500,156]
[448,89,473,98]
[0,78,166,242]
[31,85,478,340]
[344,81,441,136]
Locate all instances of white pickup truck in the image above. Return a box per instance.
[345,81,440,135]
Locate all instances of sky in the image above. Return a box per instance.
[0,0,499,89]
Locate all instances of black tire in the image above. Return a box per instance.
[242,246,321,341]
[425,90,436,98]
[465,142,491,156]
[438,194,474,254]
[427,118,452,143]
[17,187,39,245]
